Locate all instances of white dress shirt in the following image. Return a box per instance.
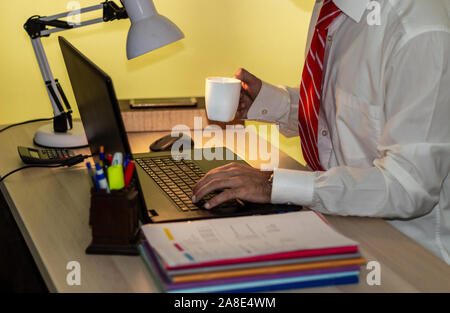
[247,0,450,264]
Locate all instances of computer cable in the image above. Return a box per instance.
[0,117,55,134]
[0,154,90,183]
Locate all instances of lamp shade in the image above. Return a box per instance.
[122,0,184,60]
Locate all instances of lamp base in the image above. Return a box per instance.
[34,122,88,149]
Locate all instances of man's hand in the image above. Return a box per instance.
[192,163,273,209]
[234,68,263,119]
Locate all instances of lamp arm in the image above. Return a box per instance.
[23,1,128,133]
[30,37,72,132]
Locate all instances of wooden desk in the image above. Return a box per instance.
[1,122,449,292]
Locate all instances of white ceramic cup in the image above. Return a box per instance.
[205,77,242,122]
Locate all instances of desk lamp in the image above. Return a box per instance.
[24,0,184,148]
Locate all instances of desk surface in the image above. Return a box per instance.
[1,122,449,292]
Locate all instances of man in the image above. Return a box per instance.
[192,0,450,263]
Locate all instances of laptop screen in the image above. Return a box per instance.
[59,36,131,158]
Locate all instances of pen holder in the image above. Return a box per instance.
[86,183,140,255]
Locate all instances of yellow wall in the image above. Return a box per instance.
[0,0,314,125]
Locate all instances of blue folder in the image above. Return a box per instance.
[168,272,360,293]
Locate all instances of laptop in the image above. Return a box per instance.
[58,36,300,223]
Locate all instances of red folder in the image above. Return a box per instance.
[166,245,358,270]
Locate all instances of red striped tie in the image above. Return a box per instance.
[298,0,341,171]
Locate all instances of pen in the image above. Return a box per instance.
[106,154,113,167]
[124,154,131,169]
[104,163,109,183]
[124,161,135,188]
[99,146,105,167]
[95,163,110,193]
[86,162,100,191]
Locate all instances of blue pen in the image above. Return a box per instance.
[124,154,131,168]
[86,162,100,191]
[95,163,110,193]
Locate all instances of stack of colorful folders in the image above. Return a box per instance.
[139,211,366,293]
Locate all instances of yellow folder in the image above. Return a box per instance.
[172,257,366,283]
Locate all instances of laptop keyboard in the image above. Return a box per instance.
[136,157,215,211]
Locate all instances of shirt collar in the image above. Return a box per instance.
[331,0,371,23]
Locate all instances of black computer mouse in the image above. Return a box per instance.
[150,133,194,152]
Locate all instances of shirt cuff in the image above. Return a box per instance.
[271,168,316,206]
[247,81,290,121]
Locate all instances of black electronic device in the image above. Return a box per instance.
[129,97,197,109]
[59,36,302,224]
[18,146,77,165]
[150,133,195,152]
